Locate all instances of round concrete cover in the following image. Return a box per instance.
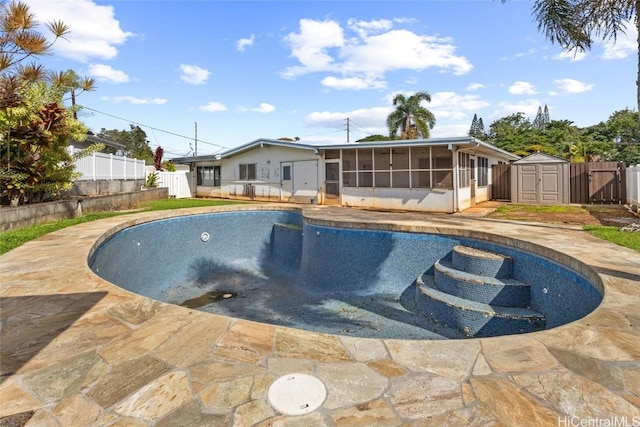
[267,373,327,416]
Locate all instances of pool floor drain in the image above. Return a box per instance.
[267,373,326,416]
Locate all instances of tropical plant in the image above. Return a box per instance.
[386,91,436,139]
[163,160,176,172]
[506,0,638,111]
[153,146,164,170]
[0,81,97,205]
[144,172,159,189]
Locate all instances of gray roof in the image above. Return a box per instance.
[171,136,519,163]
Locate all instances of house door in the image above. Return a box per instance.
[325,161,340,204]
[281,162,292,201]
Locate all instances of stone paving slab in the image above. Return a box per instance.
[1,204,639,426]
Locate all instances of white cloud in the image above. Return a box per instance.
[347,18,393,38]
[100,96,166,105]
[281,18,472,89]
[553,78,594,93]
[492,99,542,118]
[600,20,637,60]
[236,34,255,52]
[179,64,211,85]
[552,50,587,62]
[509,81,537,95]
[282,19,345,78]
[88,64,129,83]
[321,76,386,90]
[199,102,227,112]
[29,0,133,62]
[430,92,490,120]
[239,103,276,113]
[467,83,484,91]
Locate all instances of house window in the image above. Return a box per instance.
[239,163,256,180]
[282,165,291,181]
[197,166,220,187]
[458,152,471,188]
[478,156,489,187]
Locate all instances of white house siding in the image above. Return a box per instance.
[342,188,454,212]
[219,145,321,202]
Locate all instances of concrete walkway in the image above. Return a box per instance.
[1,204,639,426]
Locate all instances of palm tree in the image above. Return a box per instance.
[506,0,638,112]
[386,91,436,139]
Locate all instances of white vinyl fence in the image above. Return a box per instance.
[70,146,146,180]
[156,171,192,198]
[627,164,640,211]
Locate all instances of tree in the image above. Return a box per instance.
[98,125,154,163]
[607,108,640,165]
[507,0,638,111]
[532,104,551,130]
[0,1,98,206]
[386,91,436,139]
[468,113,486,139]
[356,134,395,142]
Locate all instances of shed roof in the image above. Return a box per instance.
[513,152,568,164]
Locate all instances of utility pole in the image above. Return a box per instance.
[345,117,350,143]
[194,122,198,156]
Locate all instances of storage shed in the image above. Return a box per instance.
[511,153,570,204]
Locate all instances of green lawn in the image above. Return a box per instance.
[0,198,245,255]
[583,226,640,252]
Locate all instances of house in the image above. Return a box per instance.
[70,133,127,156]
[172,136,519,213]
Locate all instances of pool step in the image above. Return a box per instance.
[413,245,545,337]
[415,274,545,337]
[451,245,512,278]
[434,259,530,307]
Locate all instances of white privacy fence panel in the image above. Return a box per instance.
[70,146,146,180]
[627,165,640,210]
[156,171,192,198]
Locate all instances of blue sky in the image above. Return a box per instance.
[30,0,636,158]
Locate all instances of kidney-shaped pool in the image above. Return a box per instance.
[89,209,602,339]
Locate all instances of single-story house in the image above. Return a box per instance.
[172,136,519,213]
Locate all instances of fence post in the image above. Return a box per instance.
[109,153,113,180]
[92,151,97,181]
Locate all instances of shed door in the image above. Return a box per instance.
[517,163,564,204]
[518,165,539,202]
[540,163,562,202]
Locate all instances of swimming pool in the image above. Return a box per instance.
[89,209,602,339]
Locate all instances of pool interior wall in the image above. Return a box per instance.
[89,210,602,340]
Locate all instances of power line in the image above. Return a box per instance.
[81,106,229,151]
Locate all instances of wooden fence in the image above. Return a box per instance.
[491,164,511,200]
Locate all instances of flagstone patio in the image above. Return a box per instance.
[1,204,639,426]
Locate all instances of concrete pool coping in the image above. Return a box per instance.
[1,204,639,426]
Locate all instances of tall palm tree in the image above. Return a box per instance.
[386,91,436,140]
[507,0,638,112]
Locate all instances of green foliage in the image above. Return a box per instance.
[0,80,92,205]
[163,160,176,172]
[97,125,154,163]
[356,134,395,142]
[486,109,636,165]
[468,114,486,139]
[386,91,436,139]
[144,172,159,189]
